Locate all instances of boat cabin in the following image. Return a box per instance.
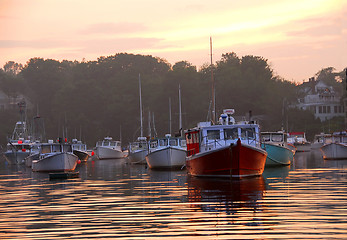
[40,142,73,155]
[96,137,121,150]
[185,123,261,157]
[6,138,32,152]
[261,132,287,146]
[148,134,186,151]
[185,109,261,157]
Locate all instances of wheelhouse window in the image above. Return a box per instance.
[63,144,72,152]
[110,142,116,147]
[41,145,52,153]
[224,128,239,140]
[262,134,271,142]
[271,134,283,142]
[207,130,220,140]
[159,139,168,146]
[169,139,178,146]
[150,140,158,148]
[241,128,256,140]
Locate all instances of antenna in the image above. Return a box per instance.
[139,73,143,137]
[178,84,182,136]
[210,37,216,123]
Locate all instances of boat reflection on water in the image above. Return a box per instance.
[187,176,266,213]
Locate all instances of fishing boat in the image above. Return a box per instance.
[32,140,78,172]
[72,139,89,162]
[261,131,294,166]
[145,134,187,169]
[3,121,32,165]
[95,137,124,159]
[287,132,311,152]
[311,133,329,149]
[128,137,148,164]
[185,109,267,178]
[320,131,347,160]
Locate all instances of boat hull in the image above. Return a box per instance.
[32,152,78,172]
[128,149,148,164]
[95,146,124,159]
[73,150,89,162]
[4,151,30,165]
[320,143,347,160]
[186,141,267,178]
[262,143,293,166]
[146,147,186,169]
[294,142,311,152]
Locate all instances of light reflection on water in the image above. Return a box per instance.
[0,150,346,239]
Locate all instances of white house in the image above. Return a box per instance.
[296,78,344,121]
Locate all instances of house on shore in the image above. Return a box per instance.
[294,77,344,121]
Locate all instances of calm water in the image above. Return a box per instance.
[0,150,346,239]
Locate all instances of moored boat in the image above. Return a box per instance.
[320,131,347,160]
[185,109,267,178]
[146,134,187,169]
[95,137,124,159]
[72,139,89,162]
[32,140,78,172]
[287,132,311,152]
[128,137,148,164]
[261,131,293,166]
[3,121,32,165]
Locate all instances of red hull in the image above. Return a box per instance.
[186,140,267,178]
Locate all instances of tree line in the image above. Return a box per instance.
[0,53,345,147]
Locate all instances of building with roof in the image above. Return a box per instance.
[295,77,344,121]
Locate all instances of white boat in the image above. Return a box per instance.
[146,134,187,169]
[287,132,311,152]
[320,131,347,160]
[95,137,124,159]
[32,141,78,172]
[3,121,32,164]
[72,139,89,162]
[128,137,148,164]
[311,133,329,149]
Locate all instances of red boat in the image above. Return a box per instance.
[185,109,267,178]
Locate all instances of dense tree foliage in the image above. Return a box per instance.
[0,53,345,147]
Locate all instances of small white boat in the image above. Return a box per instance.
[287,132,311,152]
[128,137,148,164]
[32,141,78,172]
[72,139,89,162]
[311,133,329,149]
[320,131,347,160]
[146,134,187,169]
[95,137,124,159]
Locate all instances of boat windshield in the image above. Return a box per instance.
[224,128,239,140]
[110,141,116,147]
[207,130,220,140]
[241,128,256,140]
[52,144,61,152]
[41,145,52,153]
[159,139,168,146]
[271,133,283,142]
[63,144,72,152]
[262,134,271,142]
[169,139,178,146]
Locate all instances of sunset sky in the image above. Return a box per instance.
[0,0,346,82]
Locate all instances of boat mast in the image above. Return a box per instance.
[139,73,143,137]
[210,37,216,124]
[179,84,182,136]
[169,97,172,135]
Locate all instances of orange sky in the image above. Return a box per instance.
[0,0,346,82]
